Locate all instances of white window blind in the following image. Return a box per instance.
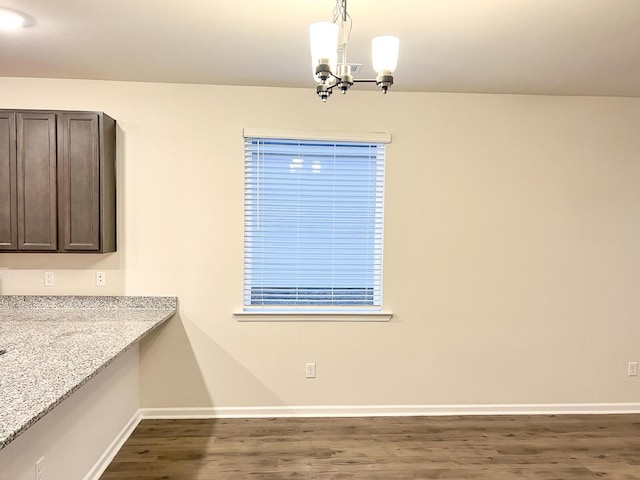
[243,133,386,311]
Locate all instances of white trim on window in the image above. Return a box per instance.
[233,310,393,322]
[243,128,391,144]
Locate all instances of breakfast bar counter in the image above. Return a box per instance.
[0,295,177,450]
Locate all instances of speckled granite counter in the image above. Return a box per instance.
[0,295,177,450]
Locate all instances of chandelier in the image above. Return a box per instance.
[310,0,400,102]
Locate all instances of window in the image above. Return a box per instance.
[242,129,389,314]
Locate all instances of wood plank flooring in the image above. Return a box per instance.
[99,414,640,479]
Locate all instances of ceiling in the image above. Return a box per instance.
[1,0,639,97]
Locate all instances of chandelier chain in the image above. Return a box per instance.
[332,0,352,45]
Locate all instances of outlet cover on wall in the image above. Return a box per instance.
[96,271,106,287]
[306,362,316,379]
[44,272,54,287]
[628,362,638,377]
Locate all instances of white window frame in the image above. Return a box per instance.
[234,129,393,322]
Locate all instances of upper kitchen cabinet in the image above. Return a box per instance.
[0,110,116,253]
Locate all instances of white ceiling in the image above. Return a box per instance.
[1,0,639,97]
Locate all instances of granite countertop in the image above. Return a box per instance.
[0,295,177,450]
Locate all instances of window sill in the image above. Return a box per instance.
[233,311,393,322]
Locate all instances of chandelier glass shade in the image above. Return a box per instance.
[310,21,339,75]
[372,36,400,74]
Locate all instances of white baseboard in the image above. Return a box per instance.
[83,410,142,480]
[140,402,640,419]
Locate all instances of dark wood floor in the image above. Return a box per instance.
[99,414,640,479]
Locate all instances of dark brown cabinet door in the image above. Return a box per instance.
[58,113,101,251]
[16,112,58,251]
[0,112,17,250]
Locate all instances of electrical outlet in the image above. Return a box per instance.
[305,362,316,379]
[44,272,54,287]
[628,362,638,377]
[36,456,44,480]
[96,271,106,287]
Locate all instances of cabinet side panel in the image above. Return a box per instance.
[16,113,57,251]
[0,112,17,250]
[100,113,117,253]
[59,113,100,251]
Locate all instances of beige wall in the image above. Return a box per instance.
[1,78,639,410]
